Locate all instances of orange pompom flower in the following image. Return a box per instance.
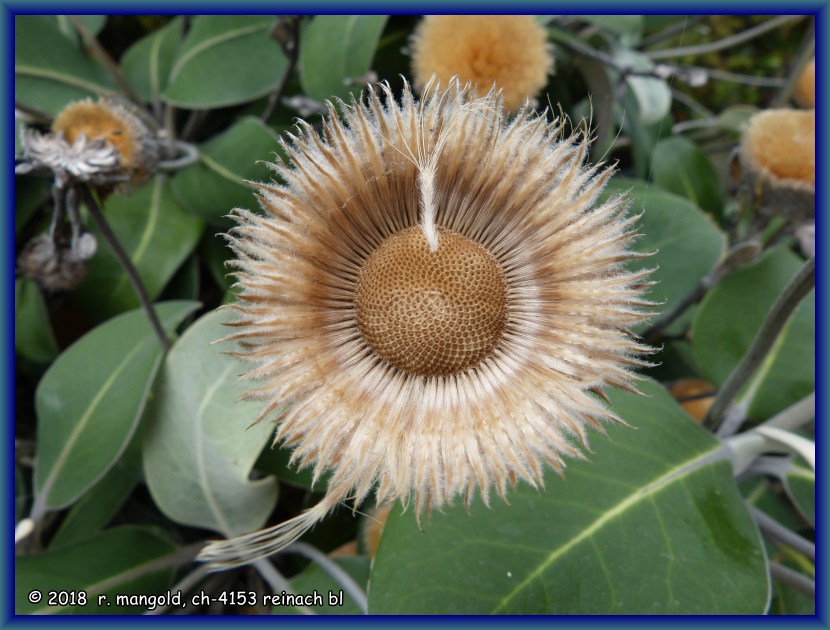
[738,108,815,220]
[410,15,553,112]
[794,57,815,108]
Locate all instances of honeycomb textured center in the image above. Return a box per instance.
[355,226,507,377]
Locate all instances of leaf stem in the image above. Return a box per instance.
[253,558,315,615]
[261,17,301,123]
[285,542,369,614]
[69,16,144,106]
[80,186,171,352]
[771,18,815,107]
[638,15,707,49]
[703,256,814,431]
[15,100,53,125]
[645,16,804,60]
[643,241,761,343]
[144,565,210,614]
[769,562,815,598]
[747,504,815,561]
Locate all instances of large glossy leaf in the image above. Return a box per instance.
[600,182,726,334]
[299,16,388,102]
[73,176,204,320]
[34,301,199,511]
[369,380,768,614]
[163,16,288,108]
[170,117,281,224]
[691,248,814,420]
[651,136,725,219]
[15,279,59,364]
[121,17,183,103]
[15,15,114,115]
[143,308,278,537]
[16,526,176,615]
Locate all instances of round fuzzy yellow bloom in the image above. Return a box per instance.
[199,80,653,570]
[794,58,815,108]
[737,108,814,221]
[742,109,815,188]
[411,15,553,112]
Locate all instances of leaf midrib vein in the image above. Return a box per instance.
[491,445,722,613]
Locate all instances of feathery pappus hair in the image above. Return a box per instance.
[199,78,654,570]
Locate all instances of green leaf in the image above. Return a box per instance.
[651,136,725,219]
[53,15,107,40]
[691,248,814,419]
[741,476,802,532]
[282,557,370,614]
[369,380,768,614]
[200,233,235,293]
[33,301,199,511]
[163,16,288,109]
[615,48,671,125]
[15,175,48,234]
[16,464,29,524]
[299,16,388,102]
[16,526,176,615]
[576,15,643,43]
[15,15,114,115]
[143,308,278,537]
[170,117,281,224]
[73,176,204,320]
[256,441,330,491]
[783,464,814,527]
[159,255,200,303]
[49,440,142,549]
[121,17,183,103]
[600,182,726,334]
[15,279,59,364]
[712,104,759,135]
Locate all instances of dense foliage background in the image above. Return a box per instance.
[14,14,815,615]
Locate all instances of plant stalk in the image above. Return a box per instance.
[80,186,172,351]
[703,256,814,431]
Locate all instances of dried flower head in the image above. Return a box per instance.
[794,58,815,108]
[17,126,122,185]
[410,15,553,112]
[737,108,815,221]
[17,231,97,292]
[51,98,159,188]
[200,79,653,569]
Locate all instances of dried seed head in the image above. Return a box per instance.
[17,232,97,292]
[200,79,654,570]
[794,58,815,108]
[356,226,507,376]
[51,98,159,188]
[410,15,553,112]
[738,108,814,221]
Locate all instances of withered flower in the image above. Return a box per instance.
[200,79,653,569]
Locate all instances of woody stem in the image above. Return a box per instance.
[80,185,172,352]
